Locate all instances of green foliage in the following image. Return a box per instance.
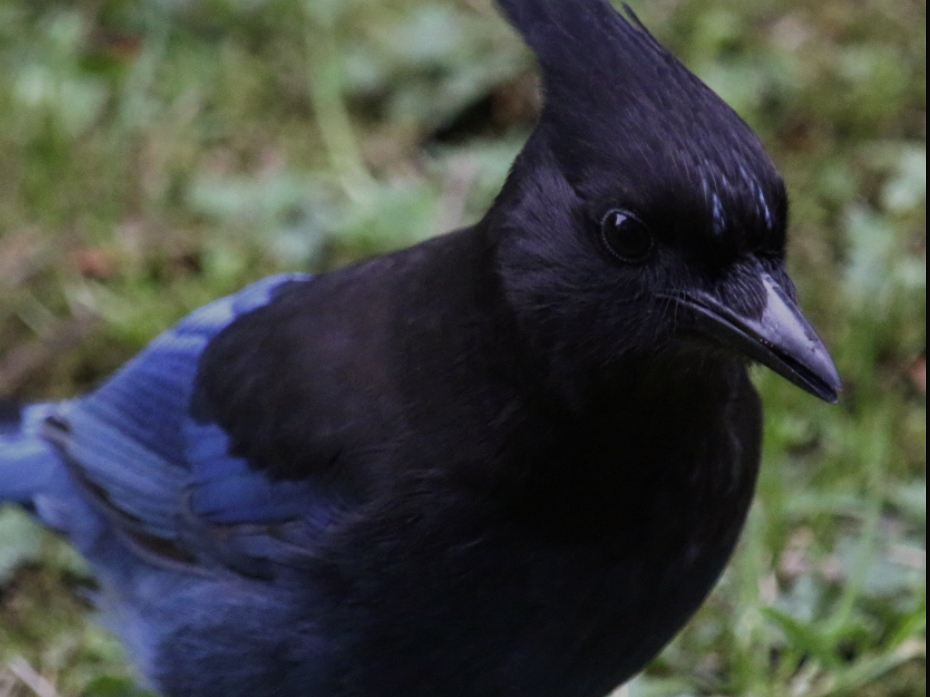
[0,0,924,695]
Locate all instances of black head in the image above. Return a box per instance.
[489,0,840,402]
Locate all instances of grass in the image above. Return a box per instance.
[0,0,925,695]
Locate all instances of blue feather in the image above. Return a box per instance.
[0,404,61,504]
[1,273,322,546]
[0,273,335,693]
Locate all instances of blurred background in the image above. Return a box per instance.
[0,0,924,695]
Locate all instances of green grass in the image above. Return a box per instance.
[0,0,925,695]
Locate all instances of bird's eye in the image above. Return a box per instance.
[600,209,653,263]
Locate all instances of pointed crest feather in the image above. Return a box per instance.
[495,0,785,246]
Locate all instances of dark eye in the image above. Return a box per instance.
[600,209,653,262]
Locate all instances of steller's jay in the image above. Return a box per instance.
[0,1,841,695]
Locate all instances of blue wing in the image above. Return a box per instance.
[22,273,339,571]
[1,275,341,690]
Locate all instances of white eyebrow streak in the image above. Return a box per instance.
[701,167,728,236]
[756,182,773,230]
[703,164,775,237]
[739,163,774,230]
[712,192,725,236]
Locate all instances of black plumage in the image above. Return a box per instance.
[0,1,840,695]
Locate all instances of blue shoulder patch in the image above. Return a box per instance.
[54,274,334,544]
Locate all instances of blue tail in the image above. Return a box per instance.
[0,401,63,506]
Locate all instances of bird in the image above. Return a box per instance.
[0,1,842,695]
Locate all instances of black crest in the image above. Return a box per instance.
[497,0,786,250]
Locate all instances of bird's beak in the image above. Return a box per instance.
[665,272,842,403]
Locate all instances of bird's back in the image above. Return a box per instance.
[1,228,762,696]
